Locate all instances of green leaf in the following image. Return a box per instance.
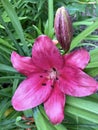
[1,0,29,55]
[65,96,98,124]
[39,106,67,130]
[0,15,24,55]
[12,78,19,94]
[44,20,54,38]
[0,90,11,97]
[85,49,98,76]
[73,21,94,26]
[33,25,42,35]
[0,38,15,50]
[33,107,57,130]
[0,24,5,29]
[86,62,98,68]
[65,105,98,124]
[85,35,98,41]
[23,109,33,117]
[0,100,11,119]
[0,46,11,54]
[85,67,98,77]
[90,48,98,62]
[15,116,34,129]
[55,124,67,130]
[0,63,17,73]
[65,113,98,130]
[70,19,98,50]
[66,96,98,114]
[0,76,24,81]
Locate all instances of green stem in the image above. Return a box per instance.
[48,0,54,37]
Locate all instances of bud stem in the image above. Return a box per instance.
[48,0,54,38]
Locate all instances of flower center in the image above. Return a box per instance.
[48,67,58,80]
[40,67,59,88]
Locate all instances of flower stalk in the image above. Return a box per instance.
[48,0,54,37]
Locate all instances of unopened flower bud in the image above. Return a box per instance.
[54,7,73,51]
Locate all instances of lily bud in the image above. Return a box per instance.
[54,7,73,51]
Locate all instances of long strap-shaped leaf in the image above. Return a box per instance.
[1,0,29,55]
[39,106,67,130]
[33,107,57,130]
[0,63,17,73]
[0,14,24,55]
[65,95,98,124]
[65,105,98,124]
[70,19,98,50]
[66,96,98,114]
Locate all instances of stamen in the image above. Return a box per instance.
[52,67,56,71]
[40,75,43,78]
[42,83,46,86]
[56,77,59,80]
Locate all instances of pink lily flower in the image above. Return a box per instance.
[11,35,97,124]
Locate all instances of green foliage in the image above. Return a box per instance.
[0,0,98,130]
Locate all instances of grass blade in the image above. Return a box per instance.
[70,19,98,50]
[1,0,29,55]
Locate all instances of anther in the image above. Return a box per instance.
[42,83,46,86]
[40,75,43,78]
[56,77,59,80]
[52,67,56,71]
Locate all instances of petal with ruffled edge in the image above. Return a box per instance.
[32,35,64,70]
[64,49,90,69]
[11,51,41,76]
[44,84,65,124]
[12,74,52,111]
[59,65,97,97]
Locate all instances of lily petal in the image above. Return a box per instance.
[11,51,41,76]
[59,65,97,97]
[12,74,52,111]
[64,49,90,69]
[44,85,65,124]
[32,35,64,70]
